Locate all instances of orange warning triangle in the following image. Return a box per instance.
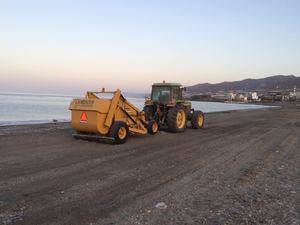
[80,112,88,123]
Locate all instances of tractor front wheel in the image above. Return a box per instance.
[109,121,129,144]
[143,105,153,121]
[148,120,159,135]
[191,111,204,129]
[167,108,187,132]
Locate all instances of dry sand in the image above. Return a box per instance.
[0,104,299,225]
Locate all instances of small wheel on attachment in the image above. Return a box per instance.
[109,121,129,144]
[148,120,159,135]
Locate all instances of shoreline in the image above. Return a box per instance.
[0,103,280,128]
[0,119,70,127]
[0,106,281,137]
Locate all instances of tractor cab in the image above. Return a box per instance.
[150,82,184,105]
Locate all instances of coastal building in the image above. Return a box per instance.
[251,92,259,101]
[228,92,236,101]
[289,87,300,101]
[236,93,245,102]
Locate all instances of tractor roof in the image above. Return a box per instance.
[152,82,182,87]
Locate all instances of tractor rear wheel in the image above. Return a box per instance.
[109,121,129,144]
[148,120,159,135]
[191,111,204,129]
[167,108,187,132]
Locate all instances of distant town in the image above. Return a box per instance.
[185,75,300,103]
[185,87,300,103]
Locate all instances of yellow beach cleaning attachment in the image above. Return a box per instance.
[69,89,158,144]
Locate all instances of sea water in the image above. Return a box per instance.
[0,92,271,126]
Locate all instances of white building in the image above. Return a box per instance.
[251,92,259,101]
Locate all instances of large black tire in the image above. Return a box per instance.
[167,107,187,133]
[109,121,129,144]
[191,111,204,129]
[148,120,159,135]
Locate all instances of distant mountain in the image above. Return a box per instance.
[187,75,300,93]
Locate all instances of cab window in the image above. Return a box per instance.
[172,87,181,100]
[152,86,170,103]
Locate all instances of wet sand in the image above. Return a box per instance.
[0,104,299,225]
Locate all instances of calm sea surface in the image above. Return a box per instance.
[0,93,271,126]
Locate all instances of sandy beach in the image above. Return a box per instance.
[0,104,299,225]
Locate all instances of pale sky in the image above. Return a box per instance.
[0,0,299,94]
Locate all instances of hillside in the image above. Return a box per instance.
[187,75,300,93]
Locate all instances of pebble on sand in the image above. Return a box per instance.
[155,202,168,209]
